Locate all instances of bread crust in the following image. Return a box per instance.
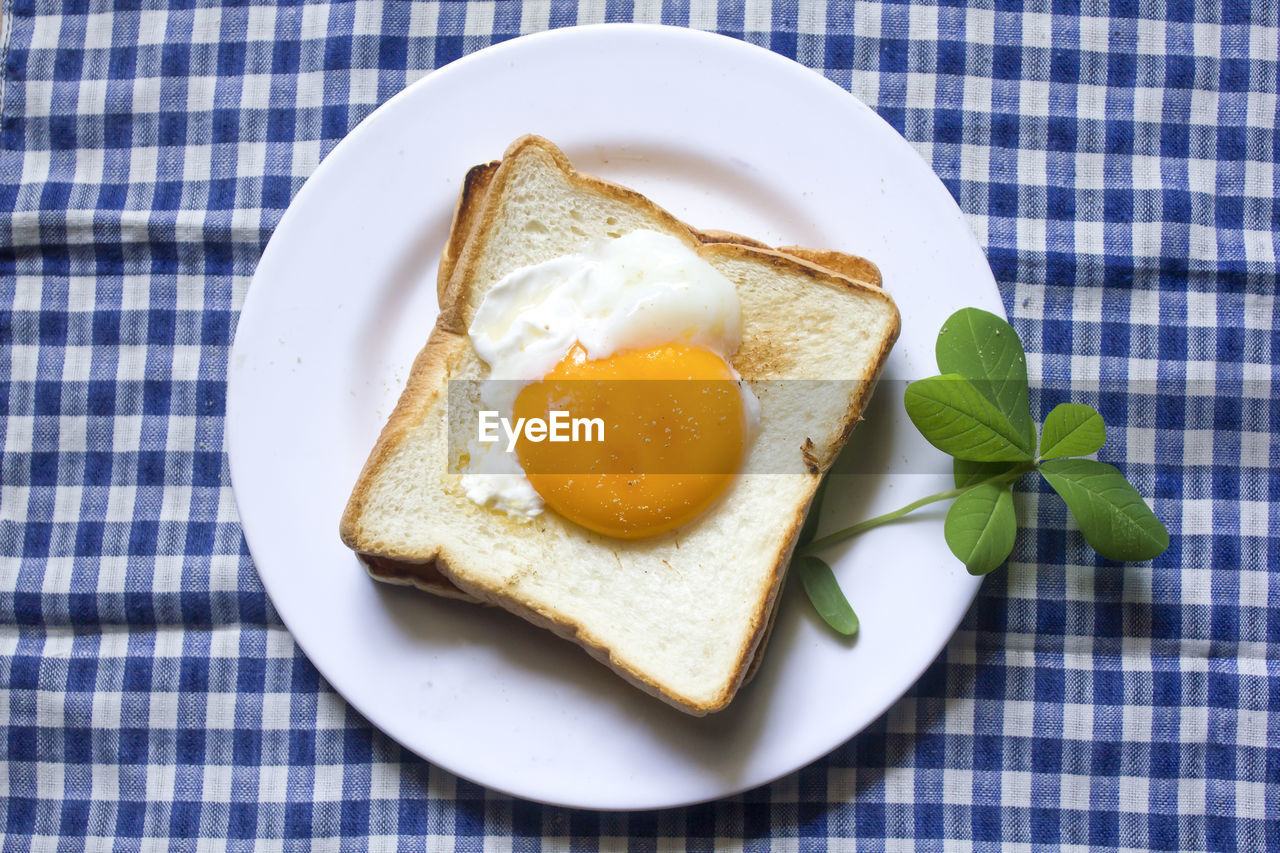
[694,229,883,290]
[340,135,899,714]
[437,161,499,305]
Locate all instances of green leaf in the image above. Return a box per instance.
[797,475,829,549]
[796,555,859,636]
[954,459,1018,489]
[1039,458,1169,561]
[936,308,1034,451]
[944,483,1017,575]
[904,375,1035,462]
[1039,403,1106,459]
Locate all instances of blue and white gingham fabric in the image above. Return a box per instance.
[2,0,1276,847]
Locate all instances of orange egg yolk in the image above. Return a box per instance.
[513,343,748,539]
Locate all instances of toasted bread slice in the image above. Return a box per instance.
[341,136,900,714]
[401,172,882,606]
[409,166,884,608]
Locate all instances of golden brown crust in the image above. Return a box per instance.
[778,247,882,289]
[693,229,882,289]
[437,161,499,305]
[698,241,893,305]
[742,555,787,684]
[690,227,772,250]
[341,135,899,714]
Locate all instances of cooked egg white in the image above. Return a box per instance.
[469,230,742,382]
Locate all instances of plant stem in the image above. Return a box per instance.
[801,465,1033,554]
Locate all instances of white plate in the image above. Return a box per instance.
[228,25,1001,810]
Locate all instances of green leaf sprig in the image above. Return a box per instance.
[794,307,1169,635]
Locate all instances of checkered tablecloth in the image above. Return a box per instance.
[2,0,1276,847]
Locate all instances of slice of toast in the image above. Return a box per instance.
[370,163,890,685]
[340,136,900,714]
[391,171,884,605]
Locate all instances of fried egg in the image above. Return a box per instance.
[461,229,758,539]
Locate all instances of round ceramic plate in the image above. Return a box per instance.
[228,25,1001,809]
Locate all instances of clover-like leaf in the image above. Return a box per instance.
[953,458,1018,489]
[944,482,1017,575]
[804,308,1169,640]
[1039,458,1169,561]
[936,308,1034,451]
[1039,403,1106,459]
[796,555,859,636]
[905,375,1035,462]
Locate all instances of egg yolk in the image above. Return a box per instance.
[513,343,748,539]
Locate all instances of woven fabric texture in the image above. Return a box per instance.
[1,0,1276,848]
